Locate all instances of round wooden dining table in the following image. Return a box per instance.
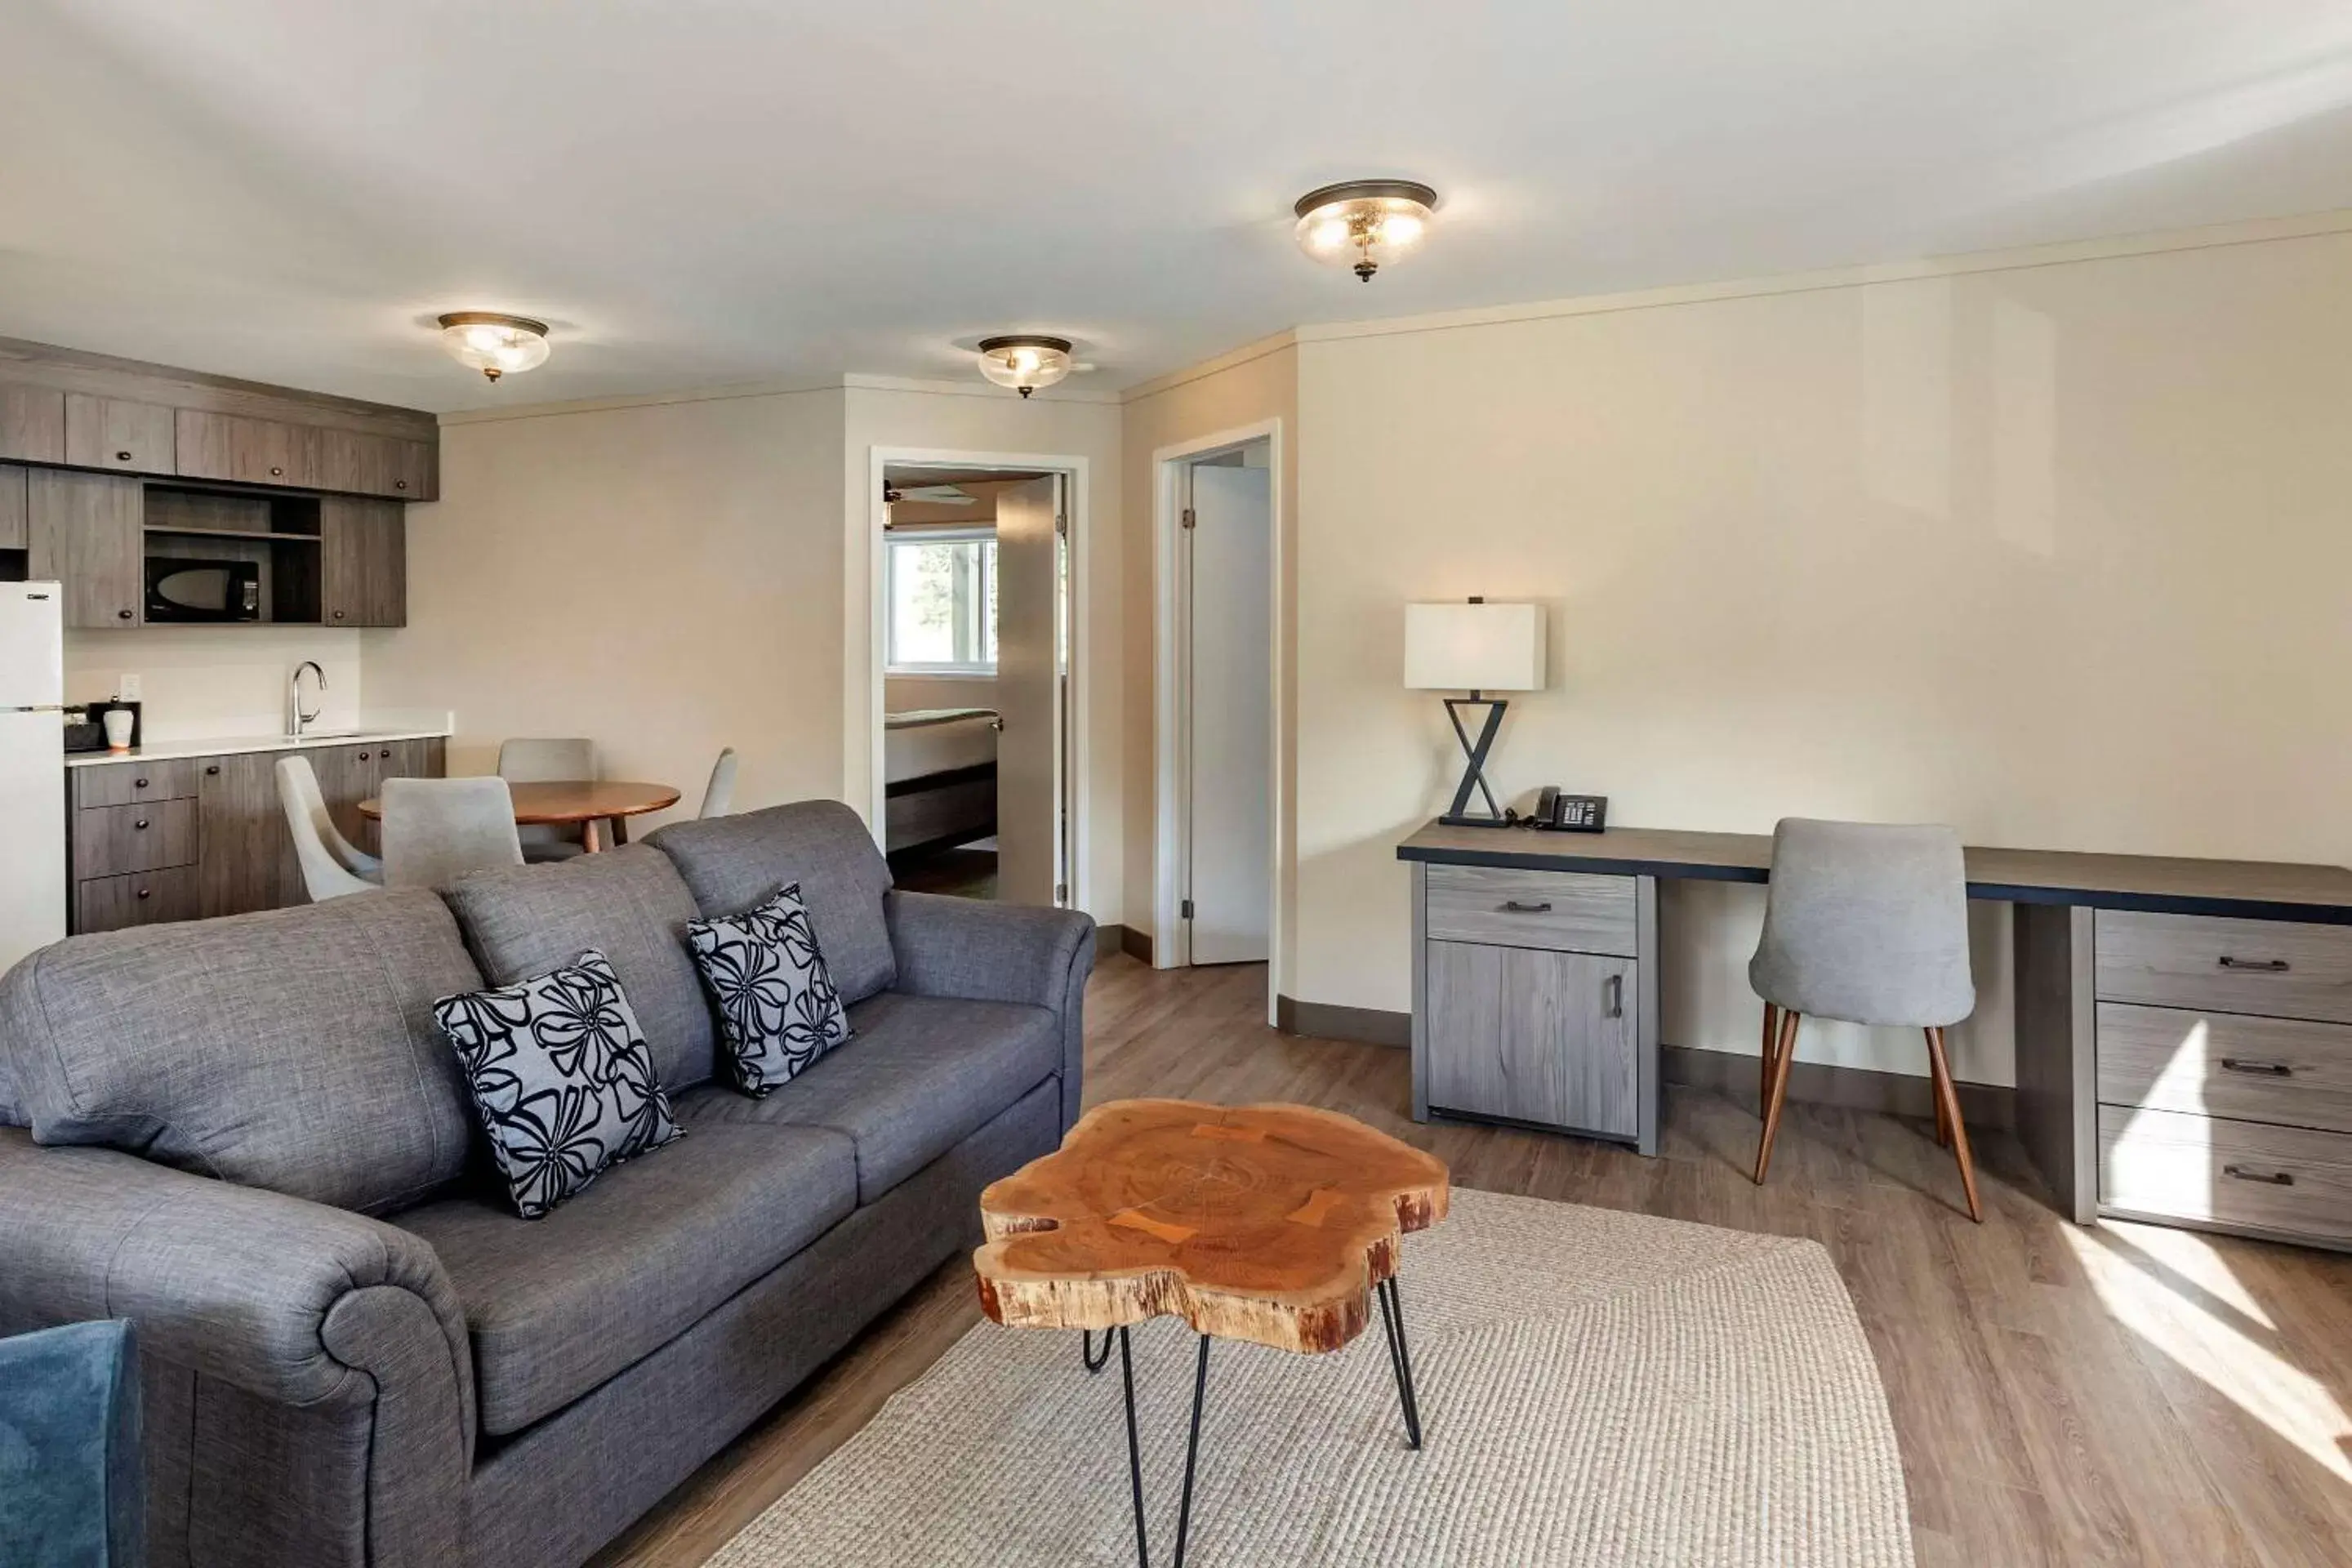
[358,780,682,853]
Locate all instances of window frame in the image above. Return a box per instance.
[883,524,999,677]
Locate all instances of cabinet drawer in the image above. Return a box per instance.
[2099,1104,2352,1246]
[2096,910,2352,1025]
[74,758,204,808]
[2099,1002,2352,1136]
[1425,865,1637,957]
[74,799,198,877]
[76,867,202,933]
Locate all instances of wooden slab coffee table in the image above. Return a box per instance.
[975,1099,1450,1567]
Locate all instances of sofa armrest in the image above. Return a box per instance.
[884,891,1096,1128]
[0,1132,474,1446]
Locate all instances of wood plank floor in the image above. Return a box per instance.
[596,956,2352,1568]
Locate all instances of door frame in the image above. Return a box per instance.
[859,446,1092,912]
[1152,418,1286,1016]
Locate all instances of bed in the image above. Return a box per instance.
[884,707,998,857]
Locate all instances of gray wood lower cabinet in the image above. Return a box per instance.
[1426,941,1639,1138]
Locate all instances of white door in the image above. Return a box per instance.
[1185,465,1272,964]
[993,474,1064,906]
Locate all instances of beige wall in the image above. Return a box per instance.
[65,626,365,740]
[1117,337,1299,978]
[1290,227,2352,1083]
[364,386,847,831]
[841,381,1125,920]
[884,674,999,713]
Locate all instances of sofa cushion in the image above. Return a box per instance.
[0,891,483,1215]
[645,800,896,1004]
[675,990,1058,1203]
[394,1120,857,1436]
[440,844,716,1092]
[684,884,852,1095]
[433,950,685,1219]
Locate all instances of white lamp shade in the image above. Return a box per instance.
[1404,602,1547,692]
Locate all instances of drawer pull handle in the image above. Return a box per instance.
[136,888,150,900]
[133,818,149,831]
[1502,900,1553,914]
[2220,1058,2293,1077]
[2218,956,2290,973]
[1605,973,1624,1019]
[114,449,132,462]
[2223,1164,2295,1187]
[204,764,220,775]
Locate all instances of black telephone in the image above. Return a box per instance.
[1530,786,1608,833]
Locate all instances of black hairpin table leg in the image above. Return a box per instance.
[1109,1328,1215,1568]
[1377,1274,1423,1449]
[1084,1329,1114,1374]
[1117,1328,1149,1568]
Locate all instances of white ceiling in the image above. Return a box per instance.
[7,1,2352,412]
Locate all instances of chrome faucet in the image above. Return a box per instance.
[287,661,326,737]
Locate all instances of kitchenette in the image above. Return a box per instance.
[0,337,446,974]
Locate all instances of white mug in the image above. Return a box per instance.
[102,710,134,751]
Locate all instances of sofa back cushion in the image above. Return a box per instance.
[645,800,896,1004]
[0,891,484,1214]
[439,844,717,1091]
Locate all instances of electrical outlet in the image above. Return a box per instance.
[118,674,141,701]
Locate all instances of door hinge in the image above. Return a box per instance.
[1055,881,1068,904]
[1055,511,1068,535]
[1181,898,1195,920]
[1180,508,1196,531]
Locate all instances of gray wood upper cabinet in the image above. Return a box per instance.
[0,382,65,464]
[28,470,142,626]
[320,497,406,626]
[64,394,176,475]
[1425,941,1641,1138]
[319,428,439,501]
[0,463,26,550]
[176,410,322,489]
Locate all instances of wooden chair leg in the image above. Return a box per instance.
[1752,1009,1801,1185]
[1923,1026,1982,1222]
[1928,1031,1951,1147]
[1758,1002,1782,1114]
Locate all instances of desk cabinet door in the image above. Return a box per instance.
[1426,941,1640,1138]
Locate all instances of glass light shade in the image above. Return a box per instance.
[976,335,1073,398]
[1404,601,1546,692]
[437,312,550,382]
[1293,180,1438,282]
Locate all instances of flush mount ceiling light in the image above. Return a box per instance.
[437,312,550,383]
[1293,179,1439,282]
[976,335,1073,399]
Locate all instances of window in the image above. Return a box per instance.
[885,528,997,674]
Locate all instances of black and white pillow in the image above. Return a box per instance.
[432,950,684,1218]
[684,883,852,1096]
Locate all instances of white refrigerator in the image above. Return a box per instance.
[0,582,67,978]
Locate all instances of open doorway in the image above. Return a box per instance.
[875,461,1074,907]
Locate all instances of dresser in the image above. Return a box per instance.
[1401,821,2352,1250]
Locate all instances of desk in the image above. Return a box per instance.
[1398,821,2352,1249]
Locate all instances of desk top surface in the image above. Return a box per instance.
[1397,821,2352,924]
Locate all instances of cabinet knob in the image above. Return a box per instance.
[134,818,149,831]
[269,466,285,478]
[394,480,408,491]
[133,778,149,788]
[114,449,133,462]
[204,764,220,776]
[136,887,151,900]
[378,749,391,760]
[332,609,346,620]
[117,608,133,620]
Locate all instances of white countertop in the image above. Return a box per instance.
[67,715,455,768]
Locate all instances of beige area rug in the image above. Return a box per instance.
[711,1188,1913,1566]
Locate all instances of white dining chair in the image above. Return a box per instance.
[378,777,525,889]
[498,737,595,862]
[275,755,381,901]
[698,747,738,819]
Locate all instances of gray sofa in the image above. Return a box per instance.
[0,800,1094,1568]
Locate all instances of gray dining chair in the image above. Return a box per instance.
[275,754,381,901]
[699,747,739,818]
[378,777,525,889]
[498,737,595,862]
[1749,817,1982,1220]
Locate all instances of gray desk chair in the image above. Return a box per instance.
[1750,817,1982,1220]
[498,737,595,862]
[699,746,739,818]
[379,777,525,889]
[275,754,381,901]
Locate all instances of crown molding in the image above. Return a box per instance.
[435,376,841,425]
[842,371,1120,404]
[1117,329,1298,404]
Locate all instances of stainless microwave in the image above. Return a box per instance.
[146,559,262,622]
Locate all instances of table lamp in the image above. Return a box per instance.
[1404,597,1546,828]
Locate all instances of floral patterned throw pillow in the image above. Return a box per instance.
[684,882,852,1096]
[432,949,684,1218]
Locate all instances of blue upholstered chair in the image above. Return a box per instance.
[1749,817,1983,1220]
[0,1319,145,1567]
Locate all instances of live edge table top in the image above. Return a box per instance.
[1397,821,2352,926]
[973,1100,1450,1356]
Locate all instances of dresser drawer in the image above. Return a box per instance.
[74,798,198,877]
[2099,1105,2352,1246]
[1424,864,1637,957]
[2098,1002,2352,1135]
[74,757,204,808]
[75,867,202,933]
[2095,910,2352,1026]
